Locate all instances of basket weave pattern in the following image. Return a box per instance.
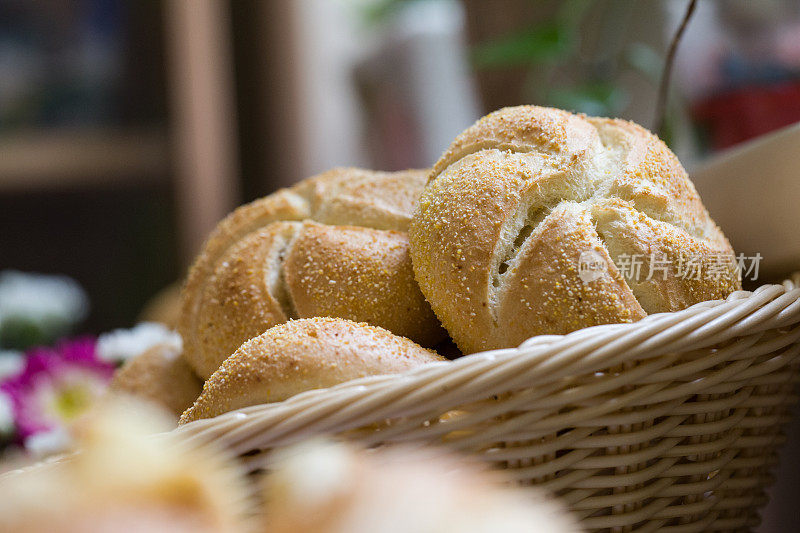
[179,275,800,532]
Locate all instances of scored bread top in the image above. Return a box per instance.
[191,220,444,378]
[180,168,438,379]
[302,167,428,230]
[411,106,740,354]
[179,317,444,424]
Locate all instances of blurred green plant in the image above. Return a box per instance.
[471,0,697,144]
[359,0,693,144]
[471,22,572,68]
[472,2,641,115]
[360,0,430,24]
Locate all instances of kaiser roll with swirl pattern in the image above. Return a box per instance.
[181,168,445,379]
[409,106,741,355]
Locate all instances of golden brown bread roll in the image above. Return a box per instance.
[181,168,445,379]
[180,318,444,424]
[261,440,581,533]
[410,106,741,354]
[108,343,203,417]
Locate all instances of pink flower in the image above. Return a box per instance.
[1,338,114,441]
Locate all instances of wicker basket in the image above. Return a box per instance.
[178,274,800,532]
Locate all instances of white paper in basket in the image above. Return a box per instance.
[691,121,800,278]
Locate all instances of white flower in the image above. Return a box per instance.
[24,426,72,458]
[96,322,182,365]
[0,271,88,326]
[0,391,15,435]
[0,351,24,380]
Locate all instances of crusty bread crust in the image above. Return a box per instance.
[284,222,444,346]
[410,106,740,354]
[190,222,299,378]
[108,343,203,416]
[180,168,442,378]
[179,318,444,423]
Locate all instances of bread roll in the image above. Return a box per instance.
[108,343,203,416]
[138,283,182,329]
[262,440,581,533]
[0,399,250,533]
[180,318,444,423]
[181,168,445,379]
[410,106,741,354]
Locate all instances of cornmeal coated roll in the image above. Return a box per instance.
[108,343,203,416]
[180,168,445,379]
[180,318,445,424]
[410,106,741,354]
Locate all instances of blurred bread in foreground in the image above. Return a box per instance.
[0,399,251,533]
[180,167,445,379]
[262,439,581,533]
[139,283,183,329]
[109,343,203,417]
[180,318,444,424]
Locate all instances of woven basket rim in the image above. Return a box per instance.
[178,276,800,437]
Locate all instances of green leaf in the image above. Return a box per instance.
[472,23,571,69]
[360,0,422,25]
[0,315,71,351]
[546,82,627,117]
[625,42,664,84]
